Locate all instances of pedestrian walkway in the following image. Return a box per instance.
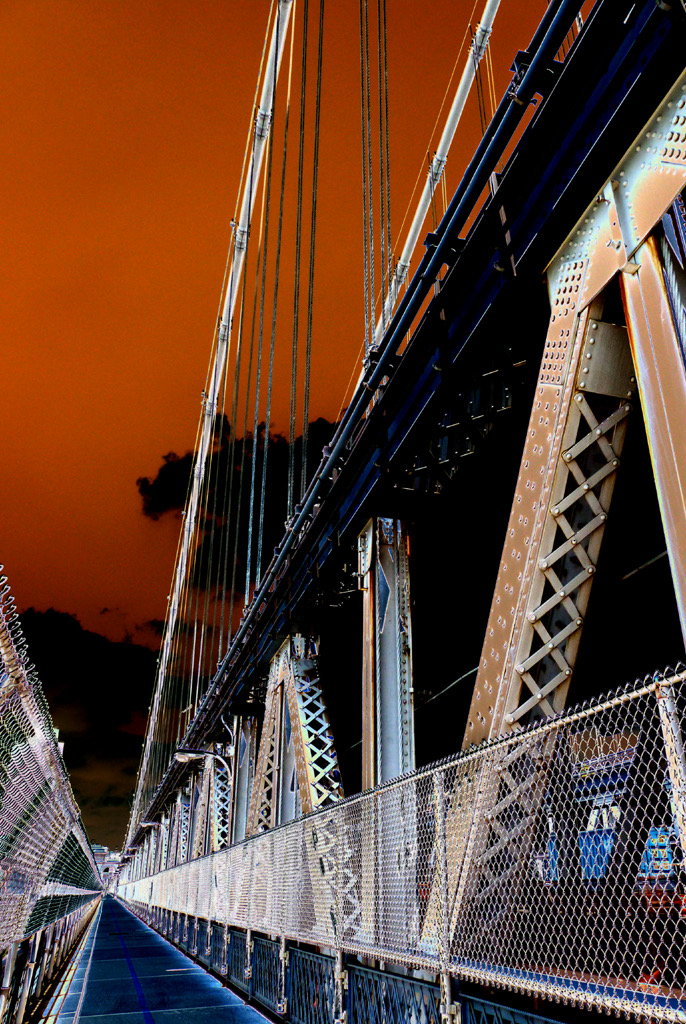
[54,896,267,1023]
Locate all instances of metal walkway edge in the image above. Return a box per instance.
[54,896,267,1023]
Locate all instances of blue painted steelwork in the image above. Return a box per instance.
[252,935,281,1012]
[462,994,563,1024]
[211,921,226,974]
[347,964,441,1024]
[196,917,209,962]
[227,927,249,992]
[288,947,335,1024]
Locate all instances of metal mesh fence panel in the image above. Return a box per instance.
[252,935,281,1012]
[227,927,248,990]
[288,948,335,1024]
[347,964,442,1024]
[119,667,686,1021]
[0,575,101,948]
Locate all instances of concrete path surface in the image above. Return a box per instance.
[55,896,268,1024]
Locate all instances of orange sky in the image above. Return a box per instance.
[2,0,546,646]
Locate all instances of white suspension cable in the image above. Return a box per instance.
[373,0,501,347]
[129,0,295,845]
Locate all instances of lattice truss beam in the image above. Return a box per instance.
[452,73,686,943]
[248,636,343,835]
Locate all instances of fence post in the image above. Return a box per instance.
[333,948,347,1024]
[435,772,459,1024]
[0,942,19,1024]
[655,672,686,869]
[278,935,288,1014]
[245,928,253,997]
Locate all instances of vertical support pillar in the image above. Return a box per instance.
[620,233,686,644]
[358,518,414,789]
[231,717,257,843]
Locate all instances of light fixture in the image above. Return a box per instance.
[175,747,233,776]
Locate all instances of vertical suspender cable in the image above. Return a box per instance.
[373,0,501,345]
[359,0,372,355]
[288,0,309,518]
[300,0,324,496]
[363,0,375,349]
[129,0,294,845]
[257,11,296,583]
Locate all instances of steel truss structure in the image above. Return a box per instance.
[122,1,686,1021]
[121,667,686,1022]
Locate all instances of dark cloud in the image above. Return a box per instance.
[19,608,157,847]
[136,417,338,597]
[137,450,194,520]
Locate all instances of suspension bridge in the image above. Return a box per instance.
[3,0,686,1021]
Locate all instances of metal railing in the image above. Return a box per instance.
[0,570,102,1023]
[120,665,686,1022]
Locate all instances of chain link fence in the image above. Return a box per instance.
[0,572,101,951]
[120,666,686,1022]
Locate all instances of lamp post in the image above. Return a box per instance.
[174,747,233,778]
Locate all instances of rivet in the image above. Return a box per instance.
[576,394,583,402]
[528,612,537,622]
[589,338,595,345]
[612,459,618,466]
[540,560,548,569]
[595,427,602,435]
[548,642,554,649]
[506,714,514,724]
[516,664,524,674]
[551,507,560,516]
[600,513,607,521]
[583,483,589,491]
[579,382,586,389]
[565,669,571,676]
[627,390,633,397]
[559,589,566,597]
[576,618,583,626]
[582,367,589,374]
[587,566,595,574]
[536,693,543,702]
[563,452,571,461]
